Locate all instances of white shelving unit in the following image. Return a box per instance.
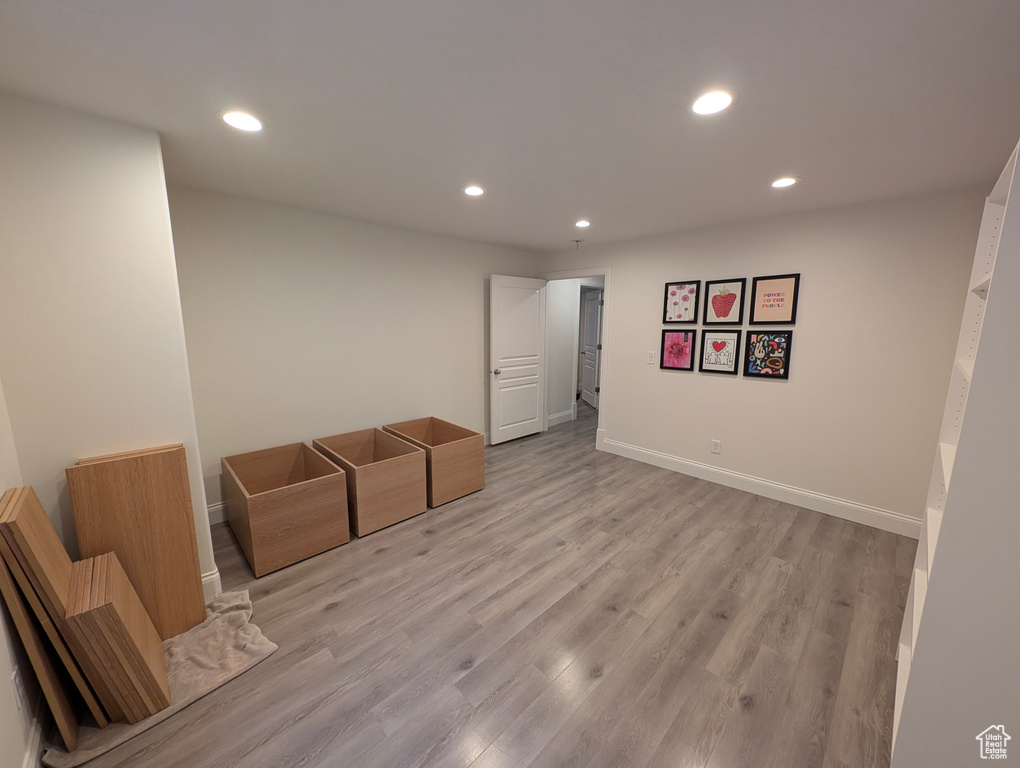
[892,141,1018,744]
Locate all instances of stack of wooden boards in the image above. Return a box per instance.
[0,443,206,751]
[0,487,168,751]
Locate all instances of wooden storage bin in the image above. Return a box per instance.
[382,417,485,507]
[312,429,426,536]
[221,443,349,577]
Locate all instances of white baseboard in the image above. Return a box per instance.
[22,703,44,768]
[202,568,222,601]
[601,438,921,539]
[547,410,575,427]
[208,501,226,525]
[595,428,606,451]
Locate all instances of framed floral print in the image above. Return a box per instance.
[662,281,700,324]
[660,330,696,371]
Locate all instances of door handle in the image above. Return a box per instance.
[492,369,501,375]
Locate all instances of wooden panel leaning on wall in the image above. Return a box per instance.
[66,444,205,639]
[0,537,79,750]
[0,486,124,722]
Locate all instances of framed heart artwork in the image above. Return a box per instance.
[703,278,746,325]
[699,330,741,375]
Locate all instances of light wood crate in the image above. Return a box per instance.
[382,417,485,507]
[312,428,426,536]
[221,443,349,577]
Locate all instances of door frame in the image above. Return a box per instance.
[542,266,612,450]
[579,285,603,409]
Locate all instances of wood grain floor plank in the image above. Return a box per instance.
[773,507,824,562]
[706,557,794,685]
[762,628,846,768]
[824,592,901,768]
[645,668,739,768]
[705,645,795,768]
[490,608,651,764]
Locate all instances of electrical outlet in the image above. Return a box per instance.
[647,351,655,364]
[10,668,26,712]
[710,440,722,455]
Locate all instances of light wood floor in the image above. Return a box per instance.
[88,404,913,768]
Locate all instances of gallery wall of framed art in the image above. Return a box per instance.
[659,272,800,380]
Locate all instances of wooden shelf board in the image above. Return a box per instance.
[900,576,915,649]
[893,643,912,750]
[956,357,975,381]
[911,567,927,650]
[940,442,957,486]
[926,507,944,574]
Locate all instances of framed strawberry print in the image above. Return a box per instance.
[699,330,741,375]
[744,330,793,379]
[749,273,800,324]
[662,281,700,324]
[703,278,745,324]
[660,330,696,371]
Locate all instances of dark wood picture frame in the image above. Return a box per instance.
[662,281,700,324]
[744,330,793,379]
[660,329,696,371]
[699,330,742,375]
[749,273,800,325]
[703,278,746,325]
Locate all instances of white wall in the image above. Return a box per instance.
[0,92,219,593]
[544,189,984,532]
[546,279,581,424]
[167,187,541,509]
[0,372,37,768]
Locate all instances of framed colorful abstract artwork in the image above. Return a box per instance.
[749,273,800,324]
[703,278,746,325]
[699,330,742,375]
[744,330,793,379]
[662,281,700,324]
[660,330,696,371]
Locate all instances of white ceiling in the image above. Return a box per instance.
[2,0,1019,251]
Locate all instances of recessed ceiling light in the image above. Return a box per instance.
[575,220,591,228]
[222,111,263,132]
[464,186,485,196]
[771,177,799,188]
[691,91,733,115]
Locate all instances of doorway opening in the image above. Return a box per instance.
[543,267,610,449]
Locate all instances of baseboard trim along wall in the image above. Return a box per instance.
[22,700,44,768]
[547,410,575,427]
[202,568,222,601]
[208,501,226,525]
[602,438,922,539]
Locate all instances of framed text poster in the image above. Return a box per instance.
[749,273,800,324]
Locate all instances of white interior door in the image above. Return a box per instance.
[490,275,547,444]
[580,289,603,408]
